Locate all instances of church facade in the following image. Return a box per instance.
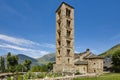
[53,2,103,74]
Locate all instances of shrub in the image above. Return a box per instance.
[75,70,81,75]
[37,73,46,78]
[23,71,37,79]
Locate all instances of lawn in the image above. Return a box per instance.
[73,73,120,80]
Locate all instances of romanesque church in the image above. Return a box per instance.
[53,2,103,74]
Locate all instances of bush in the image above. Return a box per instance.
[23,71,37,79]
[18,75,23,80]
[6,76,11,80]
[37,73,46,78]
[112,50,120,72]
[75,70,81,75]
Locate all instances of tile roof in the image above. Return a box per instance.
[84,53,104,59]
[56,2,74,12]
[74,60,88,65]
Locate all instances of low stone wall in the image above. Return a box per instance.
[35,73,98,80]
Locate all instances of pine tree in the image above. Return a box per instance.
[0,57,1,72]
[0,56,5,72]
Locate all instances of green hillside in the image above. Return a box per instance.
[17,54,39,66]
[37,53,55,65]
[100,44,120,57]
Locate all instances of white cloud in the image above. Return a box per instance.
[0,34,39,47]
[75,50,79,53]
[0,34,55,49]
[40,43,55,49]
[0,34,55,58]
[0,43,27,51]
[0,43,49,58]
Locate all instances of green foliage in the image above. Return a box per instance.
[50,73,62,77]
[31,62,53,72]
[7,55,18,66]
[6,52,33,73]
[23,71,37,79]
[23,59,32,71]
[17,75,23,80]
[46,62,53,71]
[37,53,55,65]
[75,70,81,75]
[22,72,63,79]
[0,56,5,72]
[16,64,26,72]
[36,73,46,78]
[112,50,120,72]
[7,52,19,72]
[40,65,48,72]
[6,76,12,80]
[31,66,40,72]
[100,44,120,57]
[7,52,11,71]
[73,73,120,80]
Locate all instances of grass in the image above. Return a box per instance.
[73,73,120,80]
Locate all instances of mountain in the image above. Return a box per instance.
[99,44,120,70]
[17,54,38,66]
[0,54,39,67]
[37,53,55,65]
[0,53,56,66]
[99,44,120,57]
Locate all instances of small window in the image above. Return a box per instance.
[67,49,70,56]
[66,8,71,17]
[66,40,70,47]
[83,67,85,71]
[66,20,70,28]
[58,32,61,38]
[67,30,71,37]
[58,41,61,46]
[68,58,70,64]
[58,50,60,55]
[94,70,96,73]
[58,22,61,27]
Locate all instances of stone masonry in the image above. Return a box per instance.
[53,2,103,74]
[53,2,75,73]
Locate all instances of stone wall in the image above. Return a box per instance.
[88,59,103,74]
[54,2,75,73]
[75,65,87,74]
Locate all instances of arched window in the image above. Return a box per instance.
[94,70,96,73]
[68,58,70,64]
[66,8,71,17]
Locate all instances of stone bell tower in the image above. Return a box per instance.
[53,2,75,73]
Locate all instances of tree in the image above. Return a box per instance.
[16,64,26,72]
[40,65,47,72]
[23,59,32,71]
[46,62,53,72]
[31,66,40,72]
[0,56,5,72]
[7,52,19,72]
[112,50,120,72]
[7,52,11,71]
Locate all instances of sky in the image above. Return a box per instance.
[0,0,120,58]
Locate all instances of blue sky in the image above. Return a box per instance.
[0,0,120,58]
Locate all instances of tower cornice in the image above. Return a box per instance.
[56,2,74,13]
